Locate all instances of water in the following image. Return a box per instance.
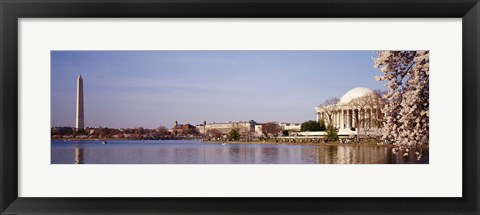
[51,140,429,164]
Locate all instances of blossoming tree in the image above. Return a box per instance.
[373,51,429,147]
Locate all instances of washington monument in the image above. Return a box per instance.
[75,75,84,130]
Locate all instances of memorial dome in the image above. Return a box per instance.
[339,87,375,104]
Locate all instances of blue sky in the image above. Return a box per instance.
[51,51,385,129]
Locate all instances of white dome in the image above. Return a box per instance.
[339,87,375,104]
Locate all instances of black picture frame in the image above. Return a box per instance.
[1,0,479,214]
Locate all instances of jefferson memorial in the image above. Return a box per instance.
[315,87,384,135]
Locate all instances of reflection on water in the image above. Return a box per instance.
[51,140,429,164]
[74,147,84,164]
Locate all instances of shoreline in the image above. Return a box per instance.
[52,139,428,149]
[51,138,196,141]
[53,138,388,146]
[203,140,396,147]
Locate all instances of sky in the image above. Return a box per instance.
[51,51,386,129]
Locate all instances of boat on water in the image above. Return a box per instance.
[101,141,107,144]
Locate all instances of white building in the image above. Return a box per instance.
[195,124,206,134]
[254,124,263,136]
[279,123,301,131]
[315,87,383,135]
[205,120,256,134]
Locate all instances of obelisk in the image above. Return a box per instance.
[75,75,84,130]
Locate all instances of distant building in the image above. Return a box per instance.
[173,121,196,136]
[195,121,207,135]
[254,124,263,136]
[205,120,256,134]
[195,124,206,135]
[279,123,301,131]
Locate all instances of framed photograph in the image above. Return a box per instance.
[1,0,479,214]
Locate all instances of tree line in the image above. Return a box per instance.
[51,126,172,140]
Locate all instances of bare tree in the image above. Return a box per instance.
[261,122,282,139]
[239,129,253,141]
[349,92,382,138]
[157,126,168,133]
[207,129,223,139]
[155,126,169,138]
[370,90,386,128]
[134,127,145,135]
[319,97,340,126]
